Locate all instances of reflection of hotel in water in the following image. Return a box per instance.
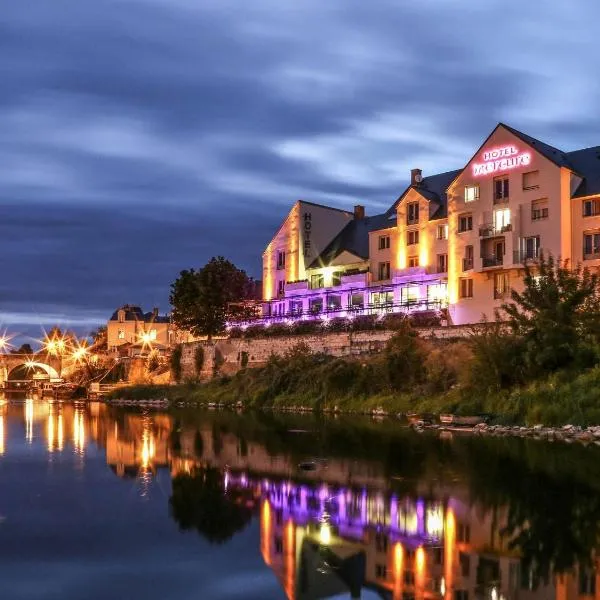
[0,404,597,600]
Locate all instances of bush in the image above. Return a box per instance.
[228,327,243,338]
[325,317,350,333]
[290,320,321,336]
[170,345,183,383]
[383,323,427,391]
[349,314,380,331]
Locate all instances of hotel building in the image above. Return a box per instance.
[262,123,600,325]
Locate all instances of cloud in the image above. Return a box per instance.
[1,0,600,340]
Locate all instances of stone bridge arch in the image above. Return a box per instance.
[0,353,62,385]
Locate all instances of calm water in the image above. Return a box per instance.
[1,400,600,600]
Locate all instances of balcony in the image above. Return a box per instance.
[480,223,512,238]
[482,256,504,268]
[493,195,509,205]
[462,258,474,272]
[513,250,540,264]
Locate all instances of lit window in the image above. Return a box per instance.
[310,274,324,289]
[371,291,393,306]
[401,285,419,304]
[437,224,448,240]
[583,232,600,259]
[408,256,419,268]
[327,295,342,310]
[494,272,509,299]
[149,329,157,340]
[427,283,448,303]
[494,208,511,232]
[407,230,419,246]
[458,214,473,233]
[464,185,479,203]
[117,329,125,340]
[378,235,390,250]
[459,278,473,298]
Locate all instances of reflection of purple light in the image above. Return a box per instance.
[361,489,367,525]
[319,485,328,501]
[416,499,425,536]
[338,491,346,521]
[390,495,398,530]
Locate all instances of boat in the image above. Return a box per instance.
[406,413,434,425]
[440,414,486,427]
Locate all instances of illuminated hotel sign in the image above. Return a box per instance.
[472,144,531,176]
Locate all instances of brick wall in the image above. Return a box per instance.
[178,325,471,381]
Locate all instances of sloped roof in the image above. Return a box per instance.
[308,213,391,269]
[565,146,600,198]
[109,305,170,323]
[386,168,462,220]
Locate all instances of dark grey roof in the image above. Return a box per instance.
[500,123,574,169]
[566,146,600,198]
[386,168,462,221]
[308,213,391,269]
[109,304,170,323]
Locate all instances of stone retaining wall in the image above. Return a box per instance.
[179,325,471,381]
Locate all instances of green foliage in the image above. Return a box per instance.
[194,346,205,376]
[501,254,600,377]
[170,256,255,340]
[383,323,427,391]
[170,345,183,383]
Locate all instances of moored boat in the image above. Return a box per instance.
[440,414,486,427]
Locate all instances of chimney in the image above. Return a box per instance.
[354,205,365,220]
[411,168,423,186]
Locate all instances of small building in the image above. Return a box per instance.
[107,305,172,351]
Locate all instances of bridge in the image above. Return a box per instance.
[0,353,64,386]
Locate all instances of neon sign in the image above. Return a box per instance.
[472,144,531,176]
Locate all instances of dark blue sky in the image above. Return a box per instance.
[2,0,600,342]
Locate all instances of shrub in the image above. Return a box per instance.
[383,323,427,391]
[170,345,183,383]
[228,327,243,338]
[325,317,350,333]
[381,313,408,330]
[244,324,266,338]
[264,324,290,337]
[409,311,442,328]
[290,320,321,336]
[350,314,380,332]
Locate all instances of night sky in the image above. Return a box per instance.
[2,0,600,343]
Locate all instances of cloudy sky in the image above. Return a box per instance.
[1,0,600,342]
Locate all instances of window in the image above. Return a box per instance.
[531,199,549,221]
[332,271,342,287]
[401,285,420,304]
[375,564,388,580]
[149,329,157,340]
[457,523,471,543]
[277,280,285,297]
[437,224,448,240]
[463,245,474,271]
[464,184,480,203]
[276,250,285,270]
[407,202,419,225]
[522,170,540,190]
[309,298,323,314]
[459,278,473,299]
[407,230,419,246]
[375,534,389,553]
[427,283,448,303]
[436,253,448,273]
[289,300,303,315]
[377,262,391,280]
[494,176,509,202]
[579,570,597,596]
[458,214,473,233]
[118,329,125,340]
[327,295,342,310]
[372,291,393,306]
[310,274,324,289]
[379,235,390,250]
[524,235,541,260]
[494,208,511,232]
[459,552,471,577]
[350,292,364,308]
[583,232,600,259]
[408,256,419,268]
[583,199,600,217]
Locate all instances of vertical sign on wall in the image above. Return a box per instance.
[303,212,312,257]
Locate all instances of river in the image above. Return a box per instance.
[0,399,599,599]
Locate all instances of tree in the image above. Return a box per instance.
[169,466,253,544]
[500,254,600,376]
[90,326,108,351]
[170,257,256,340]
[12,343,33,355]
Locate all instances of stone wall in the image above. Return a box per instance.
[178,325,471,381]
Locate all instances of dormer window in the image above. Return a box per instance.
[407,202,419,225]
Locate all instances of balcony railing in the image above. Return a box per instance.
[462,258,474,271]
[482,256,503,268]
[406,217,419,226]
[513,249,540,264]
[494,289,508,300]
[480,223,512,237]
[493,195,509,205]
[584,250,600,261]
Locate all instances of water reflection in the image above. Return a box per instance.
[0,401,599,599]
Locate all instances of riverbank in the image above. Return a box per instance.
[108,345,600,427]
